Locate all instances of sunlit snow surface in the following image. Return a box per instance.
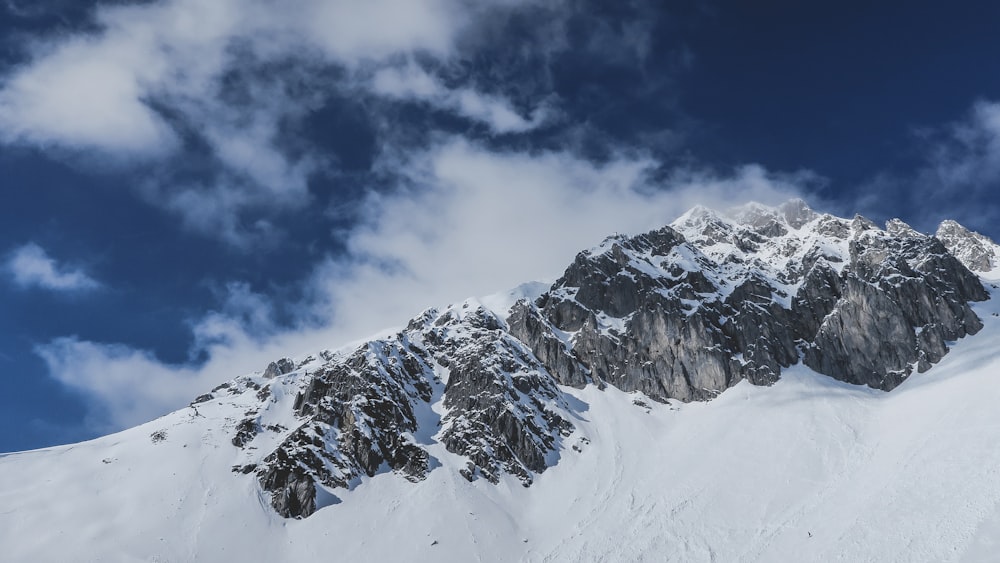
[3,281,1000,562]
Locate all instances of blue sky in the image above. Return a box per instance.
[2,0,1000,452]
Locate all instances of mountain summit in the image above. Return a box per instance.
[236,199,991,519]
[4,200,1000,562]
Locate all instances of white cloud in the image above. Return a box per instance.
[36,282,284,432]
[36,338,202,432]
[0,0,237,156]
[5,243,100,292]
[0,0,556,245]
[38,138,812,431]
[0,39,179,156]
[371,62,554,134]
[0,0,476,153]
[289,0,458,61]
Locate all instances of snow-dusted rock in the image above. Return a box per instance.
[427,305,573,486]
[803,226,985,387]
[229,200,993,517]
[936,219,1000,274]
[244,302,572,518]
[513,200,988,395]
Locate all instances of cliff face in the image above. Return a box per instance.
[234,301,574,518]
[511,200,985,396]
[936,219,1000,274]
[219,200,994,518]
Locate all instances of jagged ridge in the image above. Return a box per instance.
[213,200,995,518]
[228,301,573,518]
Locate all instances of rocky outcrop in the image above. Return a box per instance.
[422,306,572,485]
[509,225,764,400]
[242,302,571,518]
[263,358,296,379]
[936,219,1000,273]
[255,338,434,518]
[511,201,989,394]
[803,224,986,387]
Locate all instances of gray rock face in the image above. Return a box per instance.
[263,358,295,379]
[511,202,989,394]
[936,219,1000,273]
[216,200,994,519]
[242,302,571,518]
[510,226,768,402]
[423,307,572,485]
[256,338,434,518]
[803,228,985,387]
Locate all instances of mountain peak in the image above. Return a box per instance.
[724,200,788,230]
[674,199,825,243]
[885,218,920,237]
[777,197,818,228]
[936,219,1000,274]
[718,198,820,229]
[4,200,994,536]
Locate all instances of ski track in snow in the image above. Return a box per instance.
[4,285,1000,561]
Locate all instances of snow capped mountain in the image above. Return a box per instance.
[4,200,1000,562]
[936,219,1000,276]
[513,198,984,395]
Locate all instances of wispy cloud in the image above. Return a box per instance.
[370,61,556,134]
[35,281,282,432]
[36,337,205,432]
[856,99,1000,232]
[919,100,1000,215]
[5,243,99,292]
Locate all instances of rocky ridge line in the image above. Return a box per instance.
[212,200,994,518]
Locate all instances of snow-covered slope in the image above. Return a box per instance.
[3,201,1000,562]
[3,284,1000,562]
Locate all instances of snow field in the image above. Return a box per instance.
[3,285,1000,562]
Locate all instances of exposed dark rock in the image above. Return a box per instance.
[263,358,296,379]
[426,307,572,485]
[937,219,1000,273]
[507,301,591,388]
[232,418,259,448]
[512,202,989,397]
[803,226,986,389]
[256,338,435,517]
[258,448,317,519]
[511,234,799,401]
[779,198,818,229]
[253,303,571,518]
[790,260,843,340]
